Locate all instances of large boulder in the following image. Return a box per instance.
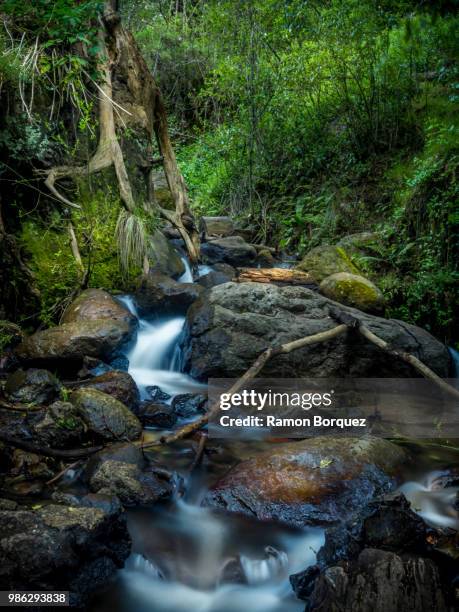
[148,230,185,278]
[202,437,407,528]
[0,503,130,606]
[181,282,450,380]
[319,272,385,313]
[4,368,61,404]
[201,236,257,266]
[135,271,204,316]
[296,244,360,282]
[306,549,447,612]
[80,370,140,411]
[70,388,142,441]
[61,288,136,329]
[15,319,133,366]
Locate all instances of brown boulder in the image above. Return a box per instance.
[203,437,407,527]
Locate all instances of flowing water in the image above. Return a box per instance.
[95,258,459,611]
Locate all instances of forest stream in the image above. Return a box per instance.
[74,257,459,612]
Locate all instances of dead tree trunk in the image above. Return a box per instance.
[40,1,200,264]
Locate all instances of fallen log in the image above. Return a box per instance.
[235,267,315,285]
[0,434,103,459]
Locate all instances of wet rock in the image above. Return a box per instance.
[61,288,136,330]
[139,402,177,428]
[16,319,133,367]
[0,503,130,606]
[182,282,450,380]
[171,393,207,418]
[135,272,204,316]
[202,438,407,528]
[51,491,123,516]
[4,368,61,405]
[32,400,85,448]
[201,236,257,267]
[197,263,236,289]
[70,388,142,441]
[219,557,248,585]
[148,229,186,279]
[307,549,447,612]
[362,494,427,551]
[147,385,171,403]
[319,272,385,314]
[85,442,145,479]
[296,244,360,282]
[89,460,173,506]
[80,370,140,411]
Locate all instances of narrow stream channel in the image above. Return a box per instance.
[92,256,459,612]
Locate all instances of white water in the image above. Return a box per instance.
[397,470,459,529]
[117,293,205,399]
[115,501,324,612]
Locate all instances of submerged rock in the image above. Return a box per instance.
[61,288,136,329]
[80,370,140,411]
[296,244,360,282]
[4,368,61,404]
[319,272,385,313]
[182,282,450,380]
[16,319,133,366]
[70,388,142,441]
[201,236,257,266]
[135,271,204,316]
[0,503,130,606]
[202,437,407,527]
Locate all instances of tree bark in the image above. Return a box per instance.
[235,267,316,285]
[40,2,200,263]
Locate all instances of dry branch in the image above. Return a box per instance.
[153,323,348,446]
[0,434,103,459]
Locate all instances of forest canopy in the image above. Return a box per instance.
[0,0,458,342]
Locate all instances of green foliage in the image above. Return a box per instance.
[20,189,141,326]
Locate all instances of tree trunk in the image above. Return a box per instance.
[41,2,200,263]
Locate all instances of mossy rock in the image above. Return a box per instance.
[319,272,385,313]
[296,245,360,282]
[70,388,142,441]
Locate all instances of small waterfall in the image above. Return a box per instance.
[115,501,324,612]
[240,547,289,585]
[117,257,206,399]
[178,256,194,283]
[397,470,459,529]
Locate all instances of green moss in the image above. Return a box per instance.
[320,272,384,313]
[20,187,143,326]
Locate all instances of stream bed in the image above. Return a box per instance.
[90,258,458,612]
